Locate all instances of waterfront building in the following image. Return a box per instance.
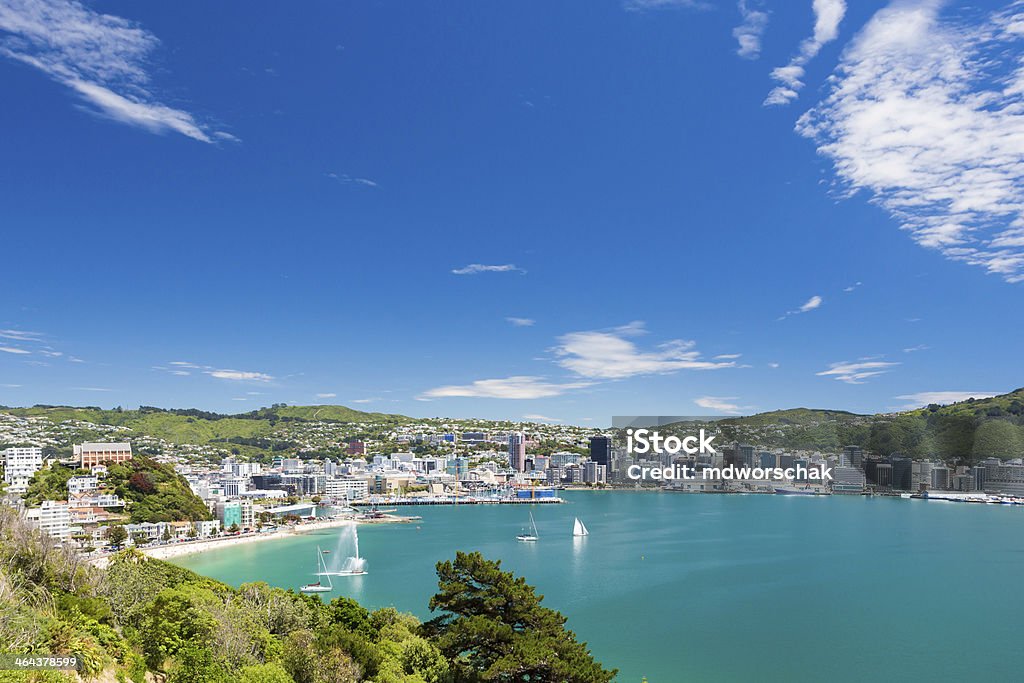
[2,446,43,494]
[75,442,132,468]
[509,432,527,472]
[930,465,950,491]
[589,436,612,474]
[832,466,866,493]
[982,461,1024,496]
[325,477,369,500]
[842,445,864,469]
[223,476,248,497]
[912,461,935,491]
[583,461,607,484]
[891,456,913,491]
[758,451,775,469]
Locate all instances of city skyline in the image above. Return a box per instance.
[2,0,1023,423]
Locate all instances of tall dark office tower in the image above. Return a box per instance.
[890,455,913,491]
[589,436,612,472]
[843,445,864,469]
[738,444,755,467]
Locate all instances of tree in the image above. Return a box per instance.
[426,551,616,682]
[106,525,128,548]
[162,526,173,542]
[228,523,240,534]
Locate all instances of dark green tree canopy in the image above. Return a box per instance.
[427,551,615,683]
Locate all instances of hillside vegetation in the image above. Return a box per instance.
[0,509,612,683]
[653,389,1024,462]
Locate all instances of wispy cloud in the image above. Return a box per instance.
[779,294,823,319]
[316,392,337,399]
[553,322,736,379]
[523,413,562,422]
[894,390,999,409]
[420,376,591,400]
[903,344,929,353]
[798,1,1024,282]
[817,359,898,384]
[623,0,707,10]
[506,317,535,327]
[0,329,44,342]
[694,396,745,414]
[451,264,525,275]
[206,369,273,382]
[734,1,770,59]
[71,386,112,392]
[768,362,780,368]
[326,172,378,187]
[0,346,31,355]
[765,0,847,105]
[843,281,862,292]
[0,0,227,142]
[714,353,742,360]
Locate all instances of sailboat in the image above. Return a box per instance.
[300,547,333,593]
[572,517,589,537]
[516,511,539,542]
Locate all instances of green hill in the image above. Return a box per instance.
[647,389,1024,462]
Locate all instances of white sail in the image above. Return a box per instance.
[573,517,589,536]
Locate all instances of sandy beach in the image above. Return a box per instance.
[90,515,411,568]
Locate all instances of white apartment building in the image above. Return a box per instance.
[2,446,43,494]
[325,477,370,500]
[24,500,72,540]
[67,475,100,495]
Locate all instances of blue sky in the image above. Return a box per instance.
[1,0,1023,424]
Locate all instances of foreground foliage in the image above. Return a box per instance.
[0,510,612,682]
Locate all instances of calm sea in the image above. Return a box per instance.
[172,491,1024,682]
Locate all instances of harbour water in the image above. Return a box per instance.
[173,491,1023,681]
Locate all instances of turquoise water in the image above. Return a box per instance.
[173,492,1024,681]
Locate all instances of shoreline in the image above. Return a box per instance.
[90,515,411,568]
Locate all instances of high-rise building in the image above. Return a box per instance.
[508,432,527,472]
[75,442,132,468]
[891,456,913,491]
[2,446,43,494]
[589,436,612,473]
[583,461,607,484]
[842,445,864,469]
[737,444,755,467]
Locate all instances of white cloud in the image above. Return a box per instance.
[779,294,823,319]
[316,392,337,399]
[817,359,898,384]
[420,376,591,400]
[553,322,736,379]
[843,281,862,292]
[0,0,226,142]
[0,329,44,342]
[768,362,780,368]
[903,344,929,353]
[506,317,535,327]
[734,1,769,59]
[523,414,562,422]
[451,264,524,275]
[0,346,31,354]
[351,398,378,404]
[326,172,378,187]
[894,390,1000,408]
[694,396,744,414]
[71,386,111,392]
[798,1,1024,282]
[765,0,847,105]
[1,383,22,388]
[169,361,201,368]
[206,369,273,382]
[714,353,743,360]
[624,0,706,9]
